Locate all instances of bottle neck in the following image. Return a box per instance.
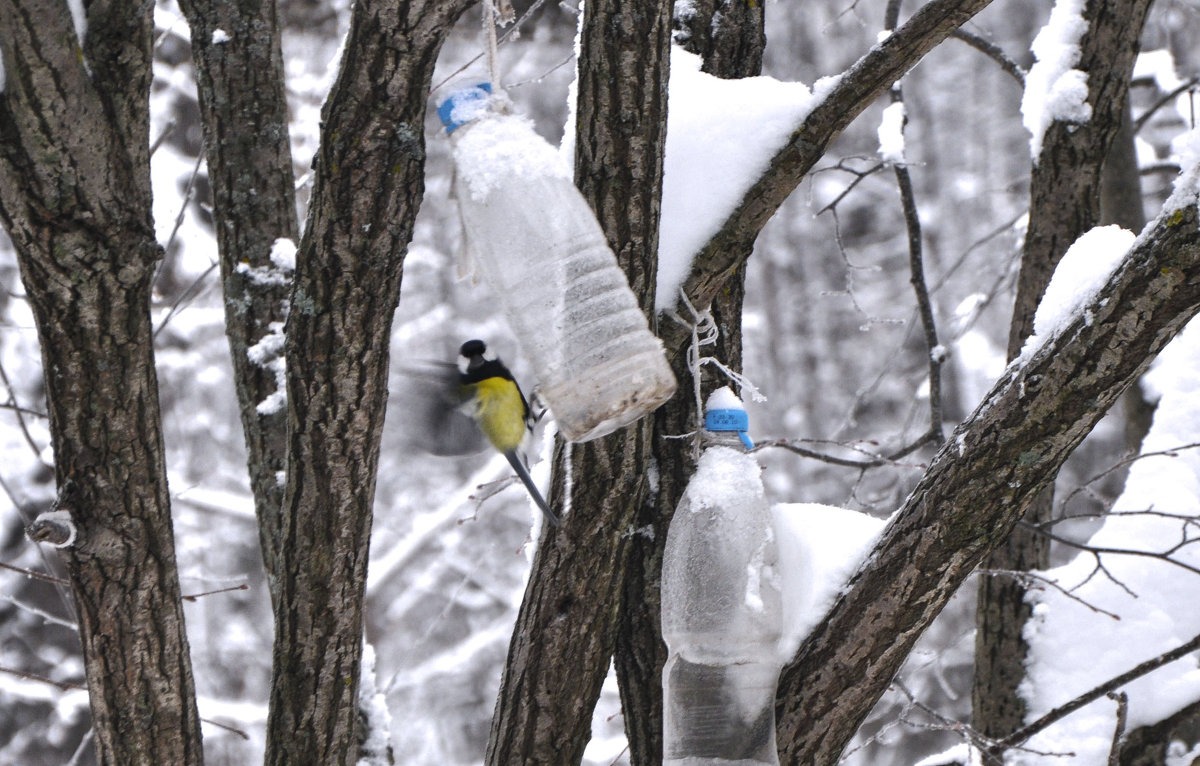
[700,429,748,451]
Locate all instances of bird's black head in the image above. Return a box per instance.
[460,339,487,358]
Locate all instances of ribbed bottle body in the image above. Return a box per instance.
[450,112,676,441]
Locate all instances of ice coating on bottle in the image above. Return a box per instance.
[444,89,677,442]
[661,445,782,661]
[661,440,782,766]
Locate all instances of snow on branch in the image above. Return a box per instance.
[666,0,998,323]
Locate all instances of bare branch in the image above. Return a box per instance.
[992,632,1200,754]
[814,158,888,215]
[1018,519,1200,578]
[1133,78,1200,134]
[754,428,940,468]
[893,153,945,444]
[0,354,43,457]
[976,568,1121,621]
[180,583,250,602]
[0,560,69,586]
[0,664,85,692]
[1057,441,1200,512]
[949,29,1025,84]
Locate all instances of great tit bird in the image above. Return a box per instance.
[404,340,560,527]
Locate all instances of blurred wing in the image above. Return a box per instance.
[397,362,489,456]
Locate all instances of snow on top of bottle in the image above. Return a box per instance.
[684,446,765,513]
[451,114,572,202]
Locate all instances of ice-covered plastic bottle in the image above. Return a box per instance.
[661,388,782,766]
[438,83,677,442]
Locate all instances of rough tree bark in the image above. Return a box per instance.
[776,196,1200,762]
[484,1,673,763]
[263,1,473,763]
[176,0,298,604]
[615,3,765,763]
[0,1,204,763]
[973,0,1152,738]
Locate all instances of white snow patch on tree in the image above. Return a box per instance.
[248,322,287,415]
[356,642,394,766]
[656,47,816,312]
[270,237,297,271]
[771,503,884,658]
[1020,0,1092,161]
[1018,224,1135,360]
[1165,128,1200,216]
[877,101,907,163]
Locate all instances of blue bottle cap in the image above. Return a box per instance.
[705,408,754,450]
[437,82,493,134]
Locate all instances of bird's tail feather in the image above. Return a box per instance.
[504,451,561,527]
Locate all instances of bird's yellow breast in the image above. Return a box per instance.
[467,377,527,452]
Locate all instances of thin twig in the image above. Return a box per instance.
[950,29,1025,84]
[894,155,944,445]
[975,568,1121,621]
[201,717,252,740]
[993,631,1200,753]
[181,583,249,602]
[0,354,42,457]
[0,594,77,630]
[0,560,69,586]
[753,428,938,468]
[0,401,47,417]
[814,158,888,215]
[0,664,85,692]
[1057,442,1200,512]
[882,0,943,447]
[1019,519,1200,578]
[65,729,93,766]
[1133,77,1199,134]
[431,0,549,93]
[152,261,220,340]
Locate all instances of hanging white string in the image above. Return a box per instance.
[431,0,547,94]
[481,0,503,93]
[668,289,766,444]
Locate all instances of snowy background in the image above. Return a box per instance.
[1,0,1199,763]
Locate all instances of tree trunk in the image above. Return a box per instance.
[484,1,672,763]
[176,0,298,604]
[973,0,1151,738]
[263,1,472,763]
[614,4,764,763]
[776,198,1200,762]
[1118,699,1200,766]
[0,1,204,762]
